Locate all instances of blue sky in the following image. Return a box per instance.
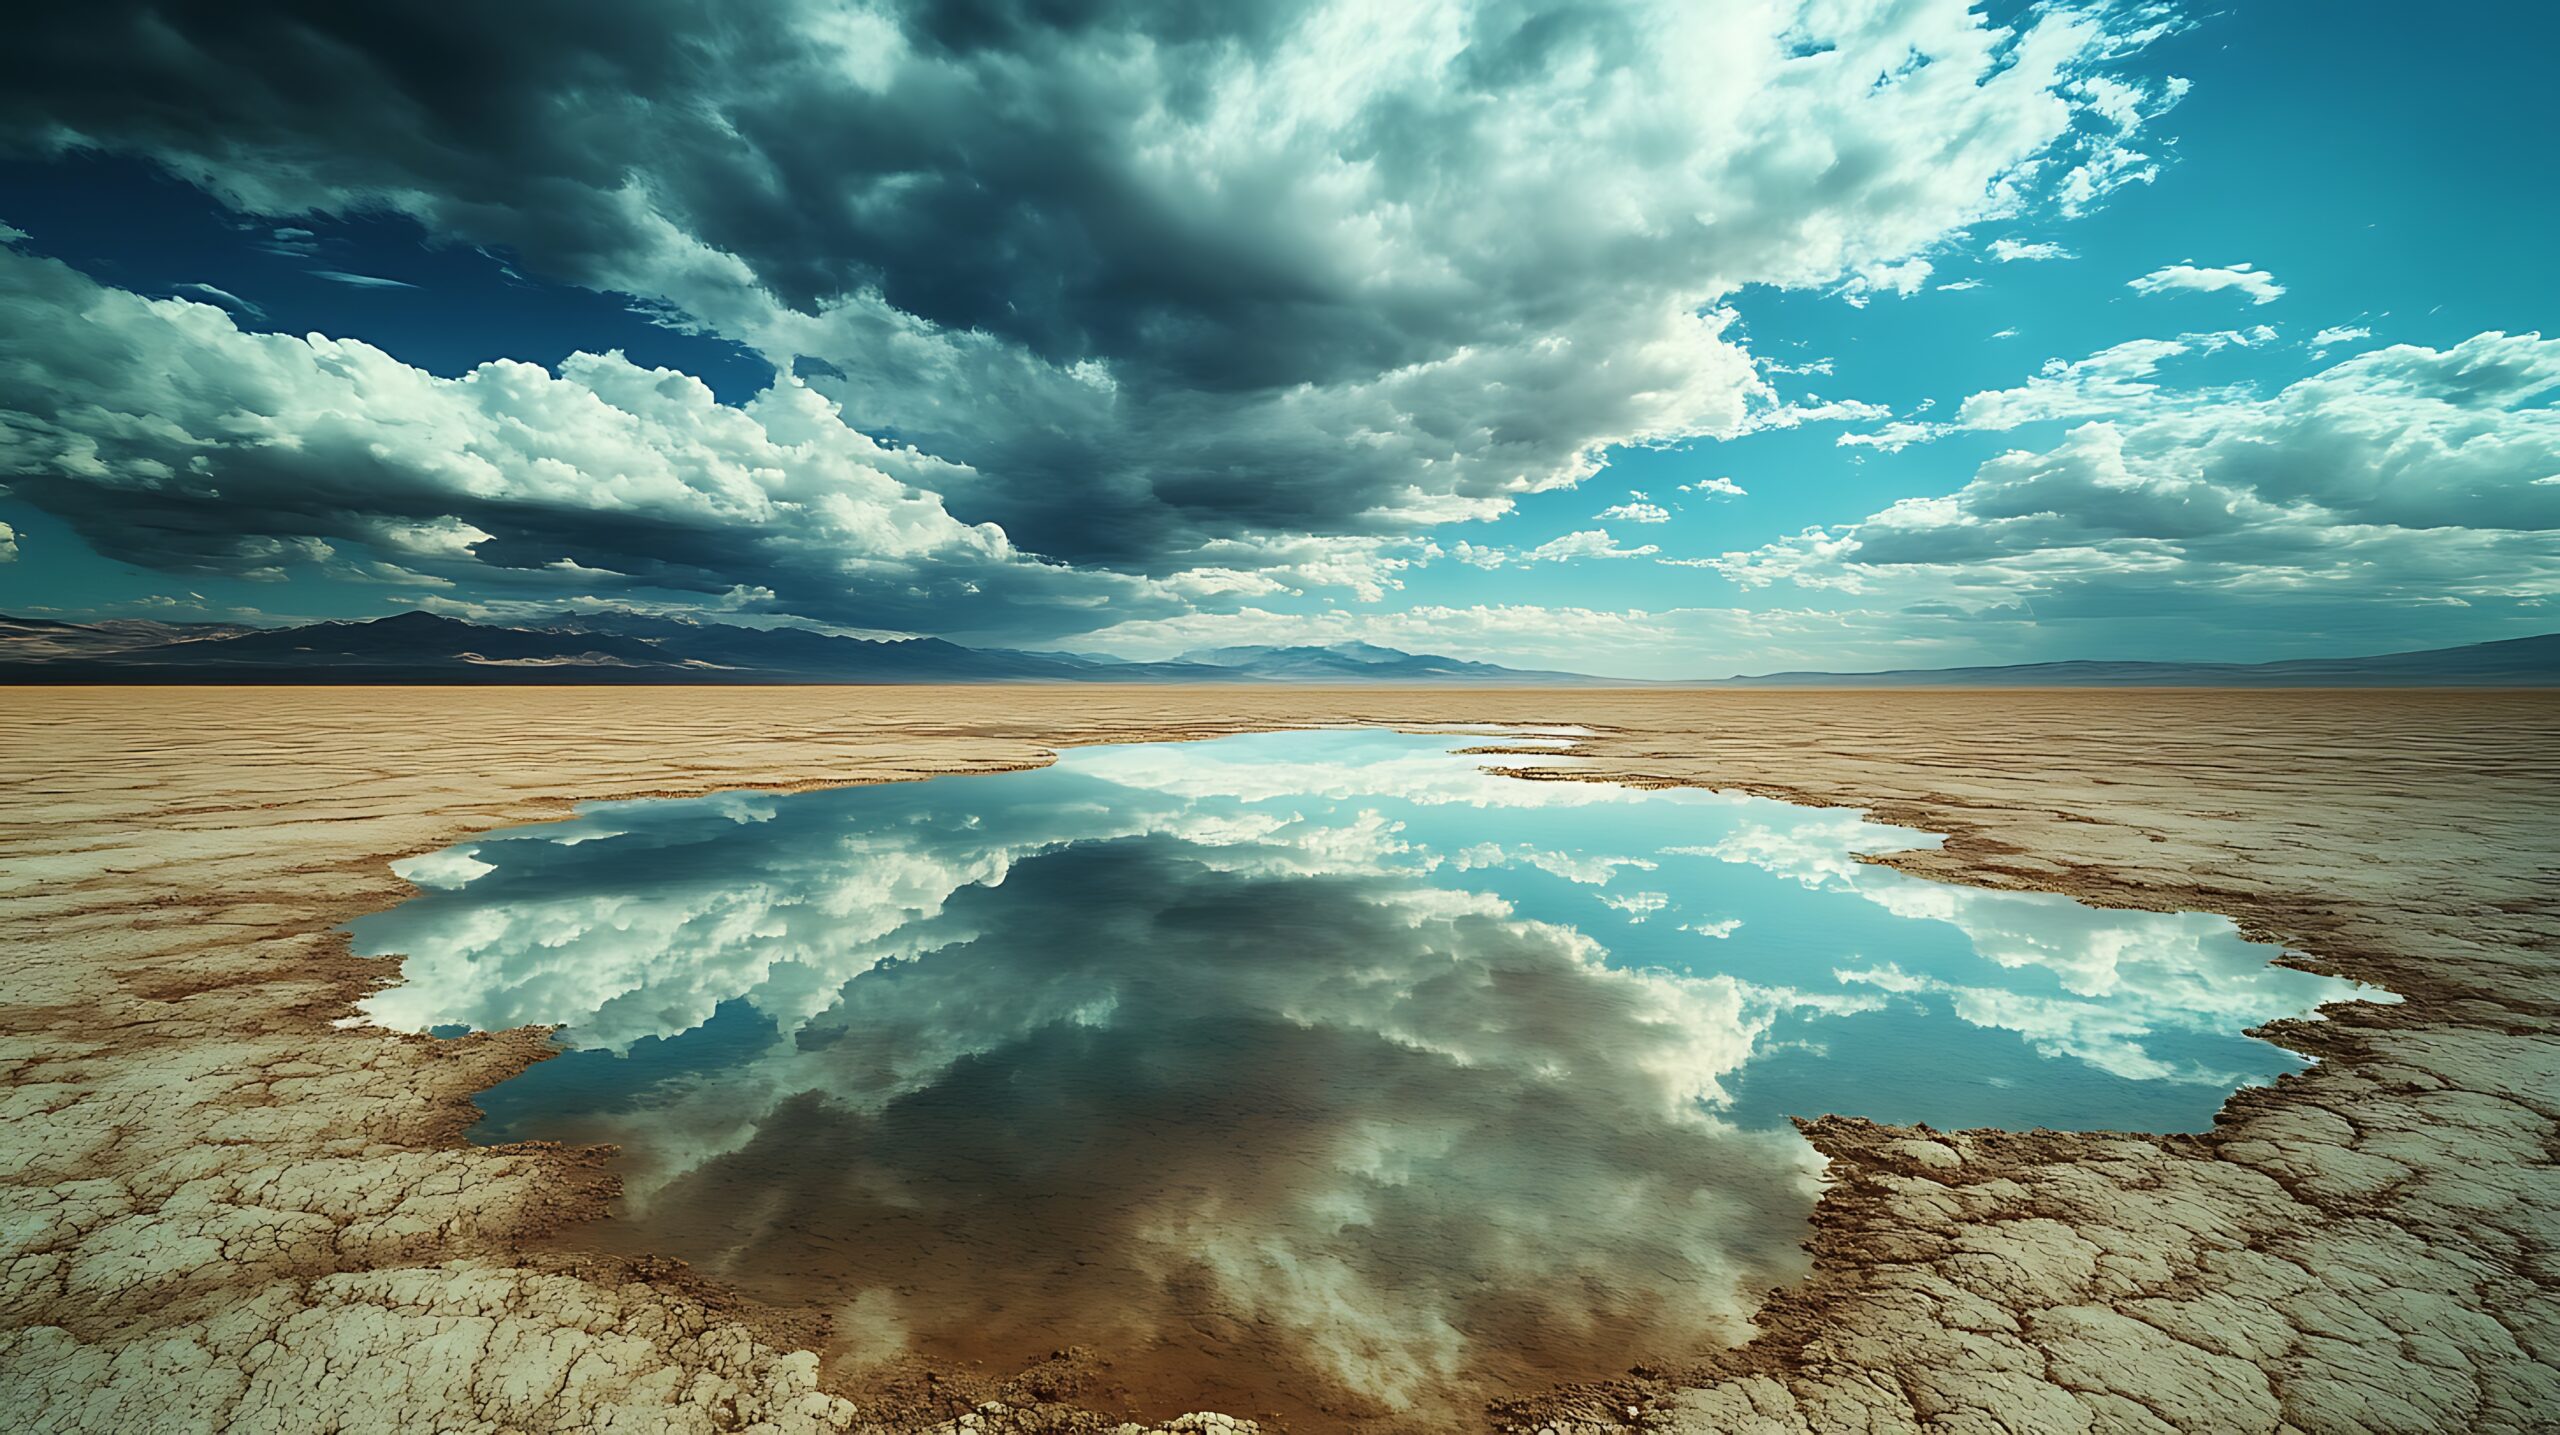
[1,1,2552,676]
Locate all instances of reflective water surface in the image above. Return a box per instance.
[353,730,2374,1427]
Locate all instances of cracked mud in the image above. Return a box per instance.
[4,688,2554,1432]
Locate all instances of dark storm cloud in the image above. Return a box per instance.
[0,0,2176,591]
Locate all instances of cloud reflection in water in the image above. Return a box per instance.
[351,731,2374,1423]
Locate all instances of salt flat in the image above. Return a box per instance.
[2,687,2553,1433]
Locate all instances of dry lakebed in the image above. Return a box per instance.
[2,686,2554,1433]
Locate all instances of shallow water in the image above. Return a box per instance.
[352,730,2372,1427]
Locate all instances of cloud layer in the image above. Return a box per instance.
[0,245,1154,636]
[1723,332,2560,645]
[3,0,2179,595]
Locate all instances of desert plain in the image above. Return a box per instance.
[2,685,2555,1433]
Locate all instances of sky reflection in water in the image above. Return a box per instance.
[351,730,2373,1425]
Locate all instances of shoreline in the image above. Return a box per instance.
[4,687,2553,1432]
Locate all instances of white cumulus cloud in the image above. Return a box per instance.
[1723,332,2560,649]
[1595,501,1671,524]
[0,245,1165,638]
[2128,261,2285,305]
[1990,239,2075,262]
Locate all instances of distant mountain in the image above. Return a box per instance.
[0,610,1595,684]
[3,610,2552,686]
[192,611,676,669]
[1176,642,1619,684]
[0,610,1138,683]
[1717,632,2560,687]
[0,613,255,659]
[539,611,1136,681]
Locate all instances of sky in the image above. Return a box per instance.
[0,0,2553,678]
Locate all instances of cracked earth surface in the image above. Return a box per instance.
[2,687,2553,1432]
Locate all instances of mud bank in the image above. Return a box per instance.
[2,688,2553,1433]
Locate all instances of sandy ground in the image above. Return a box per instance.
[2,686,2554,1434]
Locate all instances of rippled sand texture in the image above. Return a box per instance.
[3,687,2554,1433]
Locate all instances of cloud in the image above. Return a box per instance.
[1835,257,1934,307]
[1953,336,2198,429]
[307,269,418,289]
[1683,476,1747,499]
[1595,501,1670,524]
[1839,329,2275,451]
[2311,324,2372,354]
[1522,529,1660,564]
[1698,807,2370,1082]
[1722,332,2560,645]
[0,245,1169,638]
[255,226,318,257]
[389,847,496,891]
[2055,70,2190,216]
[1451,843,1656,886]
[1598,890,1669,922]
[173,281,263,317]
[2128,261,2285,305]
[1989,238,2074,262]
[1740,395,1895,433]
[1836,420,1950,453]
[1446,527,1660,568]
[0,0,2184,582]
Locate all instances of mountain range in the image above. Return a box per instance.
[0,611,1615,684]
[2,611,2554,686]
